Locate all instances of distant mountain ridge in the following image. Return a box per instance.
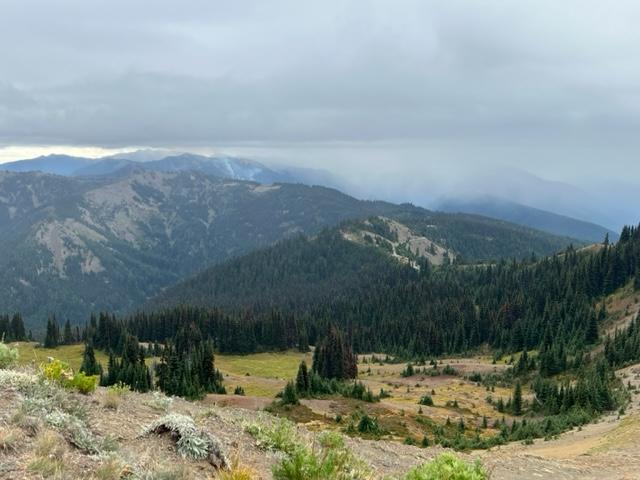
[0,151,618,243]
[0,151,296,184]
[436,196,618,243]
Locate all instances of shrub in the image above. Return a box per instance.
[402,453,487,480]
[419,395,434,406]
[0,341,18,369]
[146,391,173,412]
[244,416,299,455]
[40,358,97,394]
[70,372,99,394]
[0,369,37,390]
[234,386,246,396]
[141,414,228,469]
[272,431,371,480]
[41,359,74,384]
[281,381,299,405]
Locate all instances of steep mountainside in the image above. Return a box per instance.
[0,170,401,326]
[150,212,580,313]
[0,169,577,328]
[437,196,617,243]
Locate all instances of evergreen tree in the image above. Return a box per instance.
[79,342,103,377]
[43,317,60,348]
[312,327,357,380]
[63,320,73,345]
[281,380,299,405]
[513,381,523,416]
[295,361,311,394]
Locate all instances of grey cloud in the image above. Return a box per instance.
[1,0,639,146]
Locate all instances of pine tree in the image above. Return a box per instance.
[63,320,73,345]
[513,381,523,416]
[295,361,310,394]
[281,380,299,405]
[43,317,59,348]
[80,342,103,377]
[312,327,357,380]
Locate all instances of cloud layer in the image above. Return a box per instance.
[2,1,640,148]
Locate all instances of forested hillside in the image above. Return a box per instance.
[152,213,578,311]
[0,169,575,328]
[145,225,639,358]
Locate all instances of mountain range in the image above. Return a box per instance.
[0,150,619,243]
[0,166,577,328]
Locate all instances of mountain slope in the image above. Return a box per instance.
[0,169,578,327]
[437,196,617,243]
[150,212,580,312]
[0,170,409,326]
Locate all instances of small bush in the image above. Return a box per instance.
[40,359,98,394]
[419,395,434,406]
[244,416,299,455]
[10,410,41,436]
[402,453,487,480]
[104,390,121,410]
[146,391,173,412]
[0,342,19,369]
[0,369,36,390]
[33,430,66,459]
[141,414,228,469]
[70,371,99,394]
[272,431,371,480]
[41,359,74,384]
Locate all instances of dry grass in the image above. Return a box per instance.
[0,426,23,452]
[92,455,128,480]
[27,430,67,478]
[103,390,122,410]
[218,453,259,480]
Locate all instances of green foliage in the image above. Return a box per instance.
[244,416,300,456]
[272,431,371,480]
[418,394,434,406]
[69,372,98,394]
[79,342,103,377]
[146,391,173,412]
[0,313,26,342]
[101,334,152,393]
[313,327,357,380]
[40,358,98,395]
[281,381,300,406]
[0,341,19,369]
[401,453,487,480]
[154,324,224,398]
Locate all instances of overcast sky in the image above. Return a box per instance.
[1,1,639,225]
